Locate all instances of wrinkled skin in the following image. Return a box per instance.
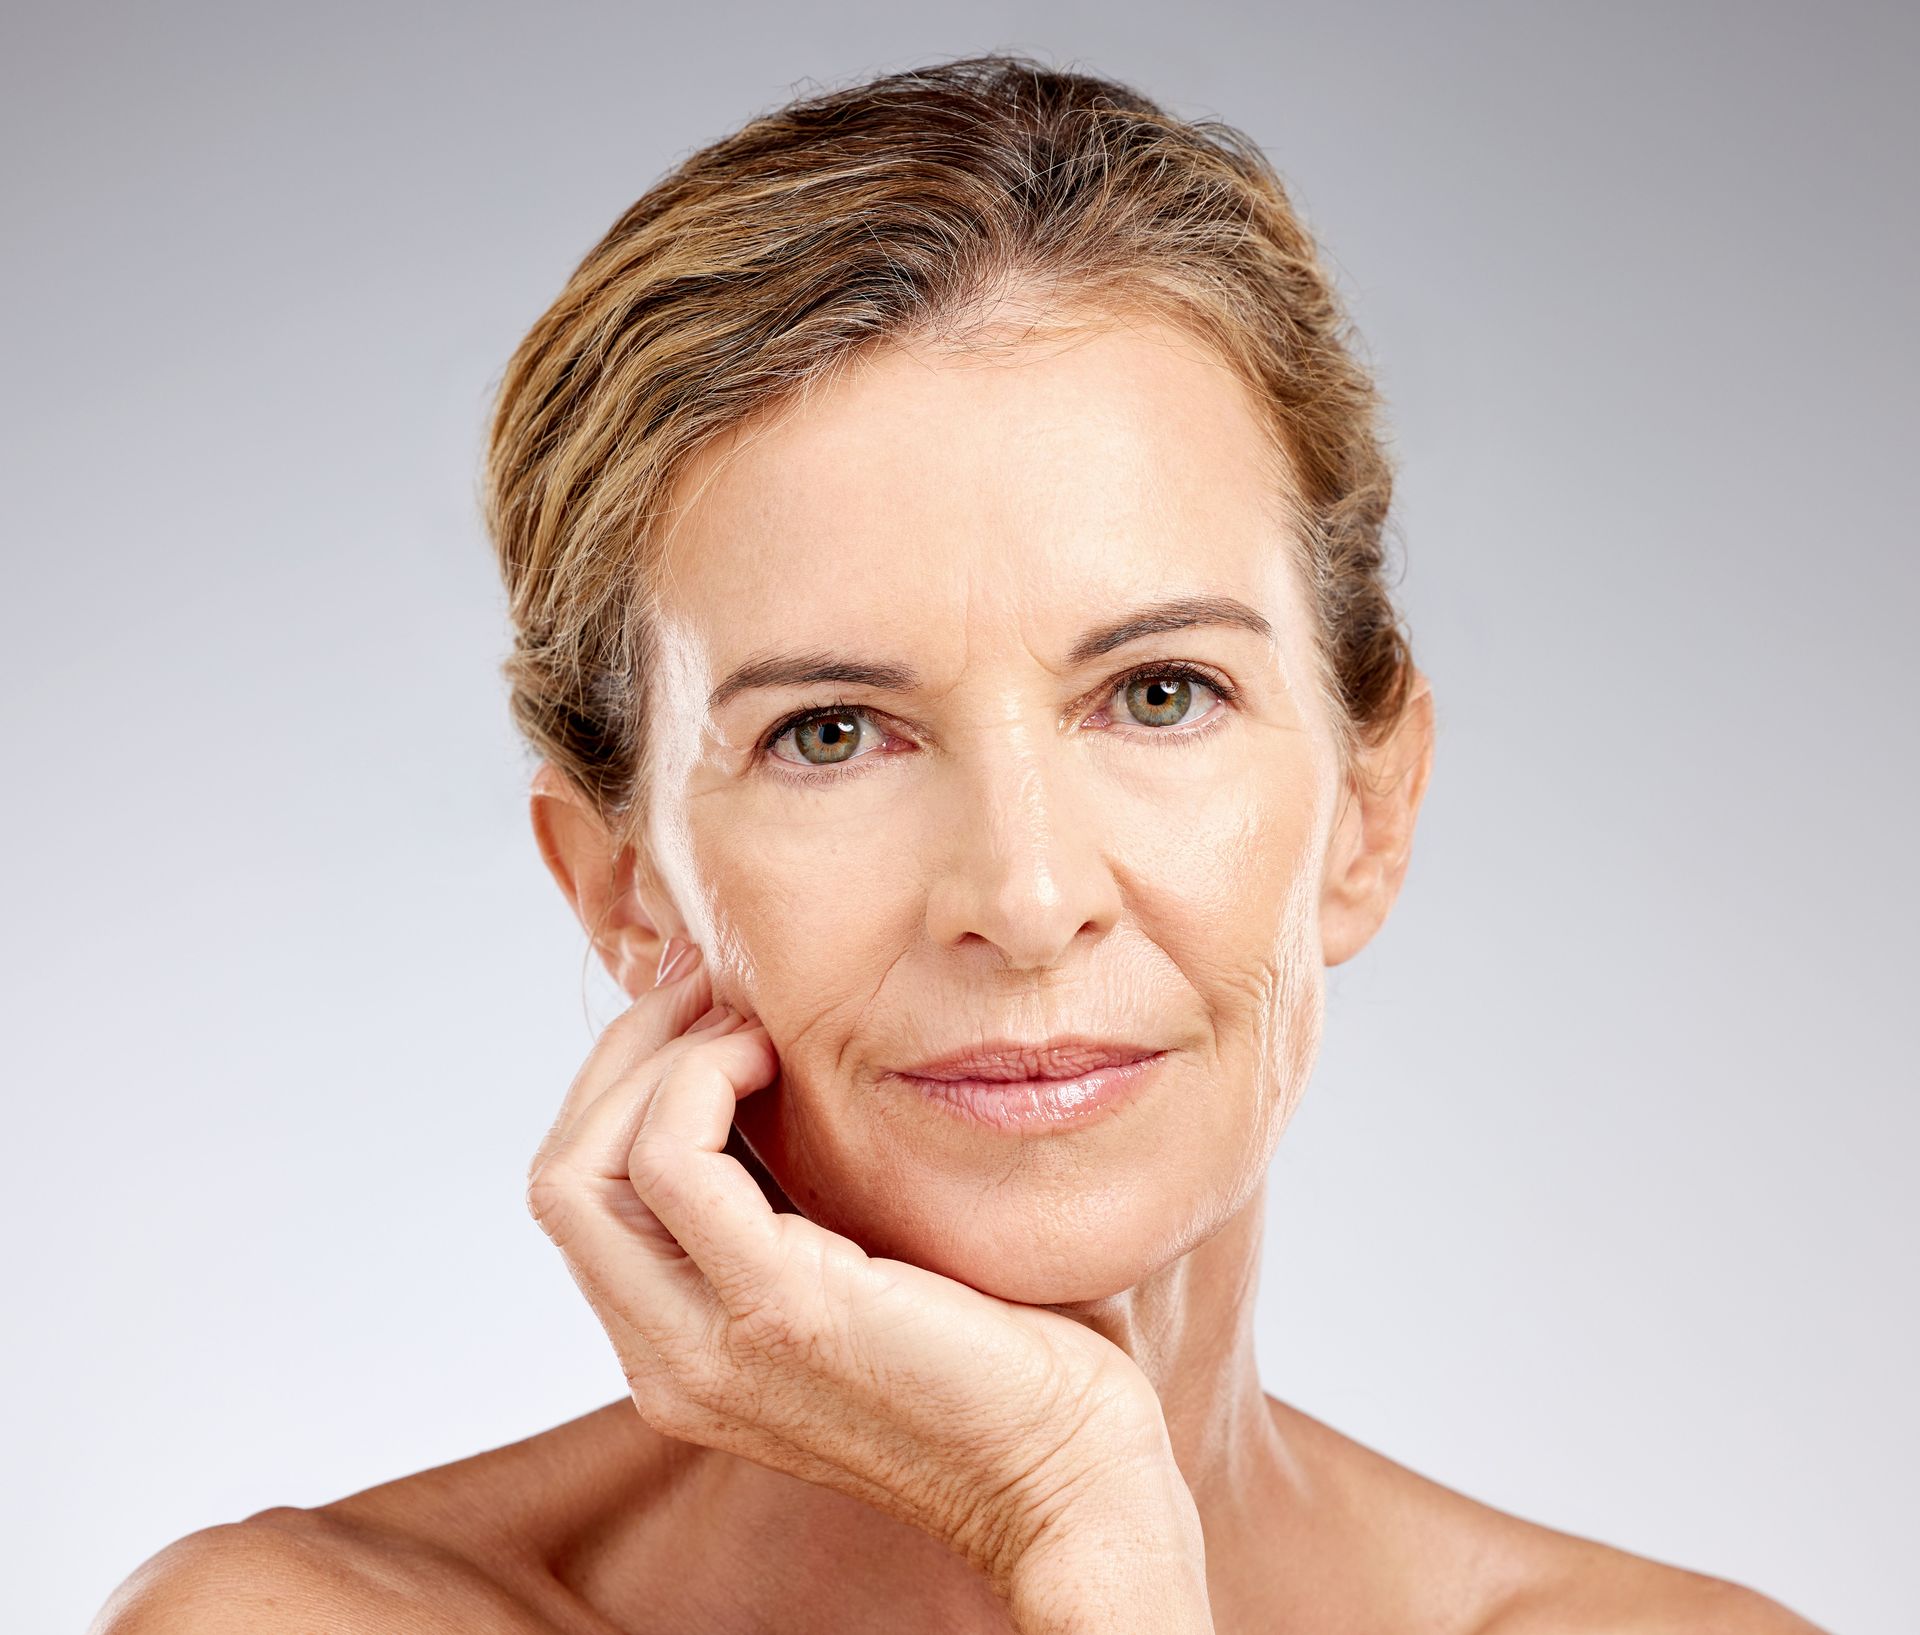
[547,310,1414,1310]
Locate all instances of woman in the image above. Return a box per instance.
[94,53,1824,1635]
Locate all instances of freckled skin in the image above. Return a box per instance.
[645,319,1338,1307]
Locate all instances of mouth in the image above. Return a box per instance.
[882,1037,1170,1132]
[892,1036,1164,1081]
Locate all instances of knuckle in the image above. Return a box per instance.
[623,1129,678,1194]
[523,1155,578,1236]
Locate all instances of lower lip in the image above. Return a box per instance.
[892,1053,1168,1132]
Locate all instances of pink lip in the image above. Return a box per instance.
[885,1040,1170,1132]
[895,1037,1162,1081]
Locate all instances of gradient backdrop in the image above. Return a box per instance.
[4,3,1913,1630]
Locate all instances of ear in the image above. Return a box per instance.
[528,761,686,999]
[1319,670,1435,968]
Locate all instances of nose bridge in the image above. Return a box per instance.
[925,718,1121,968]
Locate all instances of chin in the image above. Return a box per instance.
[891,1221,1189,1306]
[756,1120,1230,1306]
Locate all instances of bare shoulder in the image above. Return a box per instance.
[87,1504,551,1633]
[88,1399,660,1634]
[1268,1398,1829,1635]
[1474,1533,1831,1634]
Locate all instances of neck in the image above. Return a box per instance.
[1038,1170,1294,1517]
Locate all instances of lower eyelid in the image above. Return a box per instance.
[1107,705,1230,741]
[764,744,892,786]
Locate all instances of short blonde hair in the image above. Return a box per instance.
[483,52,1414,844]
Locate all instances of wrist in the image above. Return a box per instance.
[1002,1459,1212,1635]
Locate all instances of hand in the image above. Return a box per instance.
[524,941,1187,1595]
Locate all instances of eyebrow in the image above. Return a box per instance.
[705,594,1275,714]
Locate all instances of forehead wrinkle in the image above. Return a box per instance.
[661,321,1321,752]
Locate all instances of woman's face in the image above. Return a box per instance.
[638,314,1357,1304]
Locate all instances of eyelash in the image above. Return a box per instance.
[755,661,1240,787]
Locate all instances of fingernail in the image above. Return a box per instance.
[654,937,698,987]
[690,1003,735,1031]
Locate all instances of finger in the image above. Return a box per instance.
[523,1008,750,1305]
[530,951,713,1175]
[535,1019,782,1315]
[562,949,714,1119]
[556,1002,751,1183]
[625,1024,786,1300]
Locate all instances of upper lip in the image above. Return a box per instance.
[890,1036,1165,1083]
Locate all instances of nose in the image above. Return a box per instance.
[922,731,1123,970]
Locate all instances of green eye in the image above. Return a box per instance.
[1123,674,1192,727]
[762,663,1233,782]
[783,710,867,765]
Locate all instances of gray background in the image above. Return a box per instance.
[4,3,1912,1630]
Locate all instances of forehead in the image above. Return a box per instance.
[650,315,1316,678]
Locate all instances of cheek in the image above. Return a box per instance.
[1110,746,1328,1121]
[1111,734,1324,964]
[683,809,913,1058]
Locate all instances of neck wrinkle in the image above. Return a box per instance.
[1042,1170,1302,1521]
